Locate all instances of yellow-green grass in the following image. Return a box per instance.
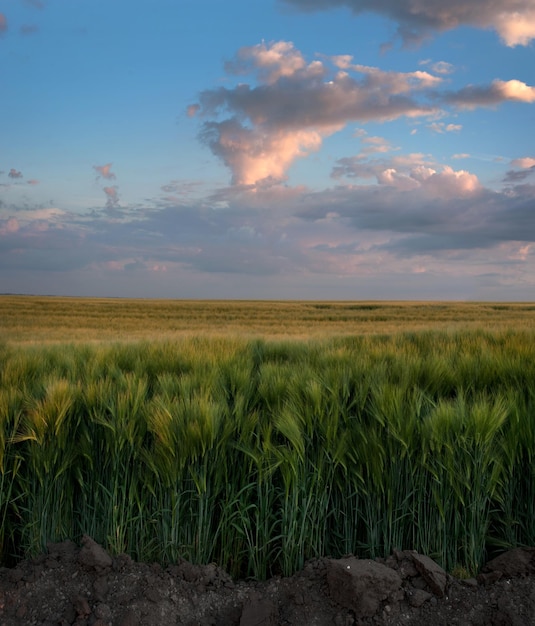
[2,295,535,343]
[1,296,535,579]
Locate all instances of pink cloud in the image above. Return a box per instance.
[504,156,535,182]
[332,151,480,197]
[103,186,119,209]
[199,42,438,129]
[201,118,324,185]
[27,179,40,185]
[511,243,533,261]
[493,8,535,46]
[446,79,535,109]
[196,41,441,185]
[102,260,127,271]
[416,166,481,197]
[195,39,535,187]
[93,163,116,180]
[495,79,535,101]
[0,218,20,235]
[331,57,443,92]
[0,13,7,35]
[512,157,535,169]
[361,135,397,154]
[186,104,200,117]
[376,168,420,191]
[8,169,23,179]
[225,40,309,84]
[281,0,535,46]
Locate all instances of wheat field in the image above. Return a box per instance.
[2,295,535,343]
[1,296,535,578]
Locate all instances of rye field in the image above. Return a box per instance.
[1,295,535,578]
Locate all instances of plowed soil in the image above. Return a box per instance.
[1,537,535,625]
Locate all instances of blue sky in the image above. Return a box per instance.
[1,0,535,299]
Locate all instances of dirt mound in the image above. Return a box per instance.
[1,537,535,625]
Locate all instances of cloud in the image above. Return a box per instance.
[332,152,481,197]
[23,0,45,8]
[503,157,535,182]
[512,157,535,169]
[194,41,442,185]
[361,135,398,154]
[2,165,535,299]
[427,61,455,75]
[93,163,116,180]
[331,56,444,91]
[445,79,535,109]
[200,118,324,185]
[0,13,7,35]
[503,168,535,182]
[186,104,200,117]
[8,169,23,179]
[27,179,40,185]
[225,40,308,84]
[280,0,535,46]
[0,218,20,236]
[194,40,534,187]
[428,122,462,133]
[103,186,119,210]
[296,174,535,263]
[493,6,535,46]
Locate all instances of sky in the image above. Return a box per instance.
[1,0,535,300]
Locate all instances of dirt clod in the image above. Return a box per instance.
[2,539,535,625]
[327,557,402,618]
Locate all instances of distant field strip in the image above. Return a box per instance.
[2,296,535,343]
[1,297,535,578]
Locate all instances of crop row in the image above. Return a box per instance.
[1,330,535,578]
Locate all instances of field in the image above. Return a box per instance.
[4,295,535,343]
[1,296,535,579]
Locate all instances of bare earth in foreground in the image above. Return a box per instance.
[1,537,535,625]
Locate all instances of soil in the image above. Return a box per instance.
[1,536,535,625]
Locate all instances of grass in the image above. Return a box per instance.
[3,295,535,343]
[1,296,535,578]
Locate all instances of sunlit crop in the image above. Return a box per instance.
[1,297,535,578]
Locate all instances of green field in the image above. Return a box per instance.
[1,296,535,578]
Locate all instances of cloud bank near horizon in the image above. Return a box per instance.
[2,163,535,289]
